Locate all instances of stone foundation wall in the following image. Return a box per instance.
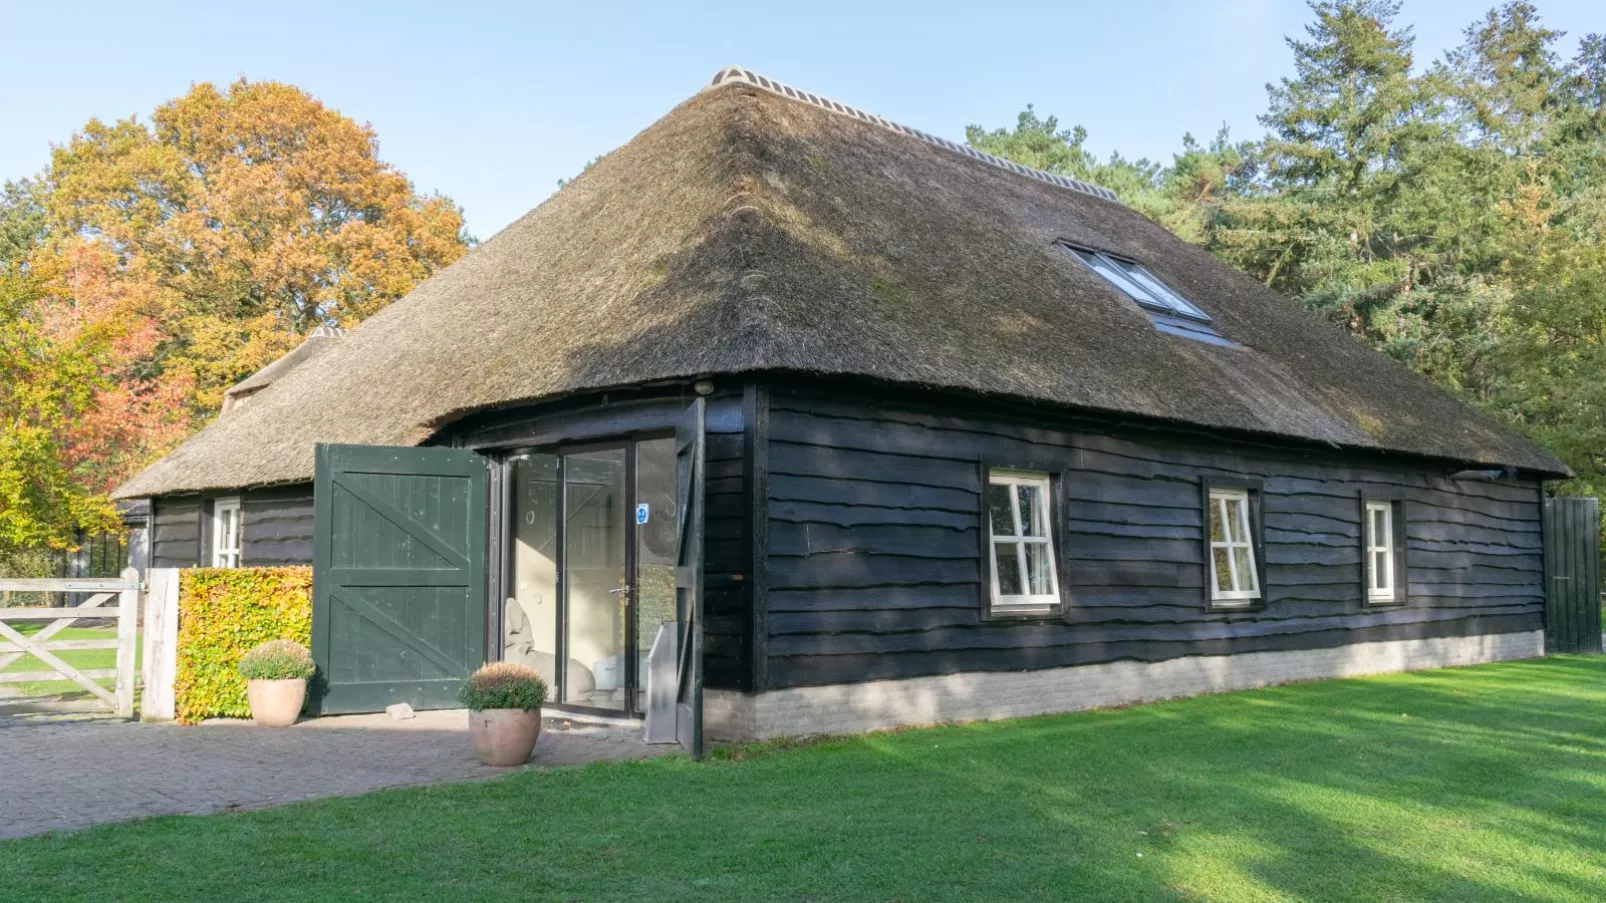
[704,630,1544,741]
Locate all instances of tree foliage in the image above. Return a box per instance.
[0,80,469,554]
[970,0,1606,503]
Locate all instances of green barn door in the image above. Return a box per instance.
[1543,496,1602,655]
[311,443,488,715]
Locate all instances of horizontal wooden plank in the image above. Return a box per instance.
[1408,519,1540,544]
[1263,545,1361,567]
[771,607,983,634]
[769,552,979,590]
[0,579,138,592]
[1071,560,1205,589]
[1065,473,1199,510]
[1265,563,1363,584]
[1066,535,1202,564]
[769,442,980,491]
[1409,567,1542,586]
[770,522,978,559]
[1068,502,1201,527]
[0,639,120,653]
[1063,587,1209,607]
[1265,527,1358,548]
[770,474,977,512]
[1410,549,1542,571]
[768,605,1540,656]
[0,668,117,683]
[769,406,1073,464]
[771,500,977,530]
[1263,510,1358,535]
[0,607,131,619]
[768,584,982,613]
[766,616,1541,687]
[706,432,743,461]
[1067,519,1198,541]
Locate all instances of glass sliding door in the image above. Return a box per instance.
[505,453,560,702]
[503,436,678,717]
[633,437,678,715]
[562,448,629,712]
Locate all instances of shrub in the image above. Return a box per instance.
[459,661,547,712]
[239,639,316,681]
[175,567,312,723]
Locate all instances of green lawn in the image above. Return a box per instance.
[6,657,1606,902]
[0,623,138,698]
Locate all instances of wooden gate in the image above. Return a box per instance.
[311,444,488,714]
[1543,496,1602,654]
[0,569,140,717]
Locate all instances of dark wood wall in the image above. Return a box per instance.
[241,485,316,566]
[150,495,203,568]
[760,386,1545,689]
[148,485,316,569]
[704,398,751,691]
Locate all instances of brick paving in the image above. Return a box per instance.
[0,709,662,839]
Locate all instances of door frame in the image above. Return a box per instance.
[494,432,672,718]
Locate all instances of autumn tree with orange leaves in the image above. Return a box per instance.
[1,79,468,557]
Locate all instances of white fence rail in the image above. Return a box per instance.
[0,568,140,718]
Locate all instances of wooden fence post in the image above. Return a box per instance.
[115,566,139,719]
[140,568,180,720]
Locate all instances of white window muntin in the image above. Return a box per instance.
[1365,500,1397,602]
[986,471,1060,613]
[1068,246,1211,321]
[1207,488,1259,605]
[212,497,242,569]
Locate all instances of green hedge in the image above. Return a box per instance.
[176,567,312,723]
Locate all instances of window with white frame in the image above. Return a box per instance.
[1207,487,1259,605]
[1364,500,1398,603]
[212,497,242,568]
[986,471,1060,613]
[1065,245,1211,321]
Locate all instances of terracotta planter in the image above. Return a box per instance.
[246,678,307,727]
[469,708,542,766]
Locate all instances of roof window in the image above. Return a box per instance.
[1065,245,1209,320]
[1063,243,1234,346]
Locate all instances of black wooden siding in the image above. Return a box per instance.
[702,396,751,691]
[762,388,1545,689]
[148,485,316,568]
[150,495,203,568]
[242,485,316,566]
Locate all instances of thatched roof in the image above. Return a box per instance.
[220,326,344,414]
[114,67,1567,499]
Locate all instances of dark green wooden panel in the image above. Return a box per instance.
[1543,496,1602,654]
[675,398,706,759]
[311,444,488,714]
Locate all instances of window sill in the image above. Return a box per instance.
[1365,597,1406,608]
[985,604,1062,621]
[1206,596,1264,612]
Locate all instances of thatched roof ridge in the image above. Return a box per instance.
[114,69,1566,499]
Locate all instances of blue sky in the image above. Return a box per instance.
[2,0,1600,239]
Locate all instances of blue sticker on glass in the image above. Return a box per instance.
[636,503,650,525]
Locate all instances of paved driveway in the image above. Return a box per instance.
[1,710,660,839]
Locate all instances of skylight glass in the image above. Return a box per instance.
[1067,246,1210,322]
